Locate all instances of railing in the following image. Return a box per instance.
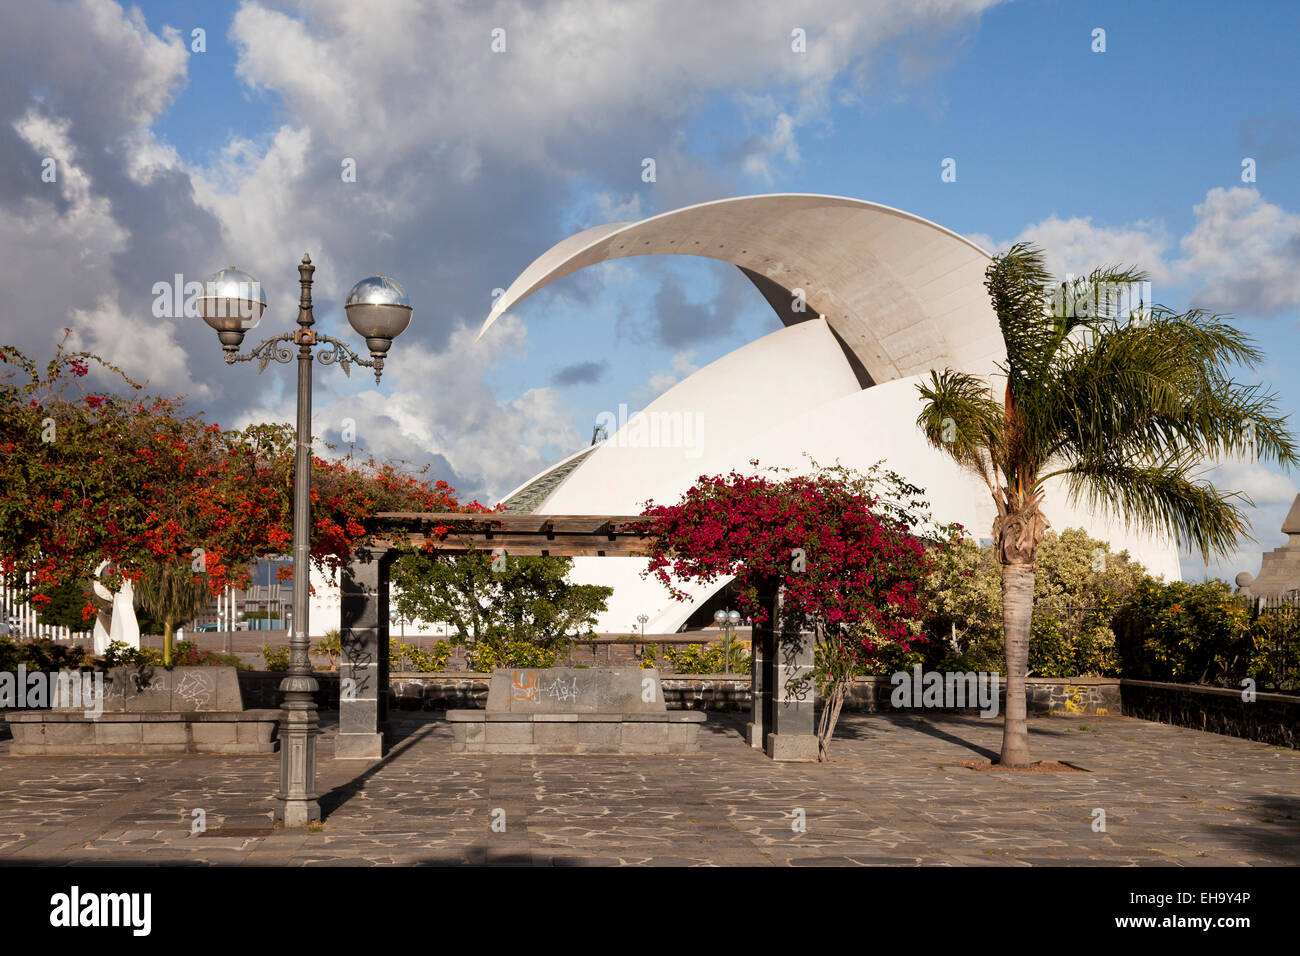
[1247,591,1299,691]
[563,635,728,670]
[415,633,753,675]
[0,573,92,641]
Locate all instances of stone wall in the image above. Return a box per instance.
[235,671,1119,716]
[838,675,1120,716]
[1119,680,1298,748]
[228,671,1299,748]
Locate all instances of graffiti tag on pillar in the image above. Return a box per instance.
[780,633,810,702]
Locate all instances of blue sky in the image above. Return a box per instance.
[2,0,1297,582]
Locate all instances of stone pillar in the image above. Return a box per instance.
[745,578,777,749]
[337,548,392,760]
[745,623,768,748]
[765,589,818,762]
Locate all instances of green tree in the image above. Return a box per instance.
[34,577,92,632]
[916,243,1297,765]
[390,551,612,671]
[928,528,1150,676]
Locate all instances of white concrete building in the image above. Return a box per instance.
[315,194,1180,636]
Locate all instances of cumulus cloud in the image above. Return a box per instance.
[315,315,581,501]
[0,0,1005,499]
[1010,214,1175,285]
[653,274,745,348]
[65,296,214,402]
[1179,188,1300,315]
[988,187,1300,317]
[1203,460,1298,509]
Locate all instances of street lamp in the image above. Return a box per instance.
[713,608,742,673]
[201,255,412,826]
[636,613,649,640]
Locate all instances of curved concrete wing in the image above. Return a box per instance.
[478,193,1006,385]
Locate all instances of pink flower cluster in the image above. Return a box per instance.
[639,470,932,659]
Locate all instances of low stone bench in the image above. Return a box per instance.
[449,710,706,754]
[449,667,705,754]
[7,709,279,754]
[5,665,279,755]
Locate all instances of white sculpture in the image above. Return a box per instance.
[90,560,140,656]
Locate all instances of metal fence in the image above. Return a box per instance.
[415,633,751,674]
[1246,591,1299,691]
[0,573,92,641]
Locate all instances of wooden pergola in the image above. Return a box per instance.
[368,512,654,557]
[334,513,817,761]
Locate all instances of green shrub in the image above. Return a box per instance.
[390,638,451,672]
[1114,578,1252,685]
[0,636,92,671]
[1027,597,1121,678]
[261,645,291,672]
[1247,604,1300,690]
[640,636,751,674]
[8,637,93,671]
[98,639,244,669]
[467,635,567,671]
[102,640,158,668]
[169,639,247,669]
[927,528,1147,677]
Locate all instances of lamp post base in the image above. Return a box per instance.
[274,678,321,826]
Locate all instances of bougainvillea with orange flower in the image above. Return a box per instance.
[0,334,483,617]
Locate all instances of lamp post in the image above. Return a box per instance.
[713,608,742,673]
[200,255,412,826]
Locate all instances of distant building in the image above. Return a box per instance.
[191,556,293,631]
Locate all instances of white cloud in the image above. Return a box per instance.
[1012,214,1175,285]
[1179,187,1300,314]
[309,315,581,500]
[1204,460,1298,508]
[991,187,1300,316]
[65,295,215,401]
[645,349,699,397]
[1,0,1006,502]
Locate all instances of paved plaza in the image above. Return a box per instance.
[0,712,1295,866]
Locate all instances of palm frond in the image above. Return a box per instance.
[1058,452,1253,561]
[984,242,1056,387]
[1041,309,1298,471]
[915,369,1004,488]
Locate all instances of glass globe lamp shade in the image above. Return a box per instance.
[727,610,741,625]
[345,275,412,360]
[198,267,266,350]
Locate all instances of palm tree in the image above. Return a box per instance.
[916,243,1297,765]
[135,559,211,666]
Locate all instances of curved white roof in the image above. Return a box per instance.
[470,195,1179,633]
[478,193,1006,385]
[545,321,1179,634]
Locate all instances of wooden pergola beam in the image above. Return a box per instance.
[366,512,651,557]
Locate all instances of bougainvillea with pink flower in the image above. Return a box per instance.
[638,459,946,759]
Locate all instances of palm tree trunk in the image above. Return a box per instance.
[999,562,1035,766]
[162,618,174,667]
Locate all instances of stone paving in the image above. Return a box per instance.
[0,711,1296,866]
